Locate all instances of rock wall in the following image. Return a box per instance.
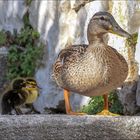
[108,0,140,115]
[0,0,140,114]
[0,0,26,33]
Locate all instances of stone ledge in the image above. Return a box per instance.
[0,115,140,140]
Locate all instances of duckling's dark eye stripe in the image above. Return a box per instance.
[27,81,36,85]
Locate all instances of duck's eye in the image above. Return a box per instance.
[100,16,105,20]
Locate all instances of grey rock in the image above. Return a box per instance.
[0,48,9,113]
[0,115,140,140]
[136,77,140,106]
[0,0,26,33]
[0,56,7,89]
[118,81,140,115]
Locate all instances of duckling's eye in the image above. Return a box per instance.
[100,16,105,20]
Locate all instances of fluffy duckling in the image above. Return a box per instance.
[1,78,39,115]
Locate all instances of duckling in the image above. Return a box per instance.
[1,78,39,115]
[23,78,40,105]
[53,11,131,115]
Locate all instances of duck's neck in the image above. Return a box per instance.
[87,33,107,45]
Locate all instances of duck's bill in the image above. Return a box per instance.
[25,84,41,89]
[109,27,131,38]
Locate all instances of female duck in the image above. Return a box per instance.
[53,12,131,115]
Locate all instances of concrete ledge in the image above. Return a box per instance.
[0,115,140,140]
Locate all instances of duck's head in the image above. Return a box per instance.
[87,11,131,41]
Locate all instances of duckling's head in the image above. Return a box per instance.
[87,11,131,42]
[25,78,39,91]
[12,78,26,90]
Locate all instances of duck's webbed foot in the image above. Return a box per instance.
[97,94,120,116]
[64,89,87,115]
[25,104,41,114]
[97,109,119,116]
[15,107,23,115]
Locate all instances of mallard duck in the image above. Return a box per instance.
[1,78,39,115]
[53,11,131,115]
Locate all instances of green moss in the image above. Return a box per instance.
[109,92,123,114]
[132,33,138,43]
[25,0,32,6]
[6,6,44,80]
[126,32,138,47]
[7,42,44,79]
[0,30,7,45]
[82,91,123,115]
[82,96,104,115]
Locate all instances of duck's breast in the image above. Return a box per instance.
[61,49,108,92]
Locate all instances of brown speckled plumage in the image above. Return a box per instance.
[53,12,131,97]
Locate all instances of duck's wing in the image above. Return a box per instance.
[109,47,127,63]
[53,44,88,78]
[57,44,88,63]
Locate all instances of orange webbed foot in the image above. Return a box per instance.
[64,89,87,115]
[97,109,119,116]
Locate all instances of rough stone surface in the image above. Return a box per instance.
[136,28,140,75]
[0,55,7,92]
[136,77,140,106]
[0,0,26,33]
[118,81,140,115]
[0,115,140,140]
[0,47,9,113]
